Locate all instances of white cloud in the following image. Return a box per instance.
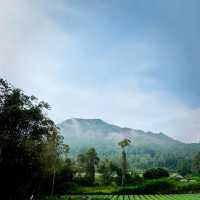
[41,85,200,143]
[0,0,200,143]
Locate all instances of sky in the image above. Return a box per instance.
[0,0,200,143]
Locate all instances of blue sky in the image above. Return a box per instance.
[1,0,200,142]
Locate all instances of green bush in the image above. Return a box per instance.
[143,168,169,179]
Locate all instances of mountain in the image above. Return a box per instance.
[58,118,200,170]
[58,118,183,153]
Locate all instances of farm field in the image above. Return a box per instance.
[44,194,200,200]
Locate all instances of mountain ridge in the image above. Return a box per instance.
[57,118,189,155]
[57,118,200,170]
[58,118,182,143]
[58,118,200,170]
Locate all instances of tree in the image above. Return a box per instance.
[43,133,68,196]
[118,139,131,186]
[77,148,99,185]
[85,148,99,184]
[0,78,62,200]
[143,168,169,179]
[177,158,192,176]
[98,159,113,185]
[192,152,200,174]
[77,153,87,177]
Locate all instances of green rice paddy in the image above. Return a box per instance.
[62,194,200,200]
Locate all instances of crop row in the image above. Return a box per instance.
[65,194,200,200]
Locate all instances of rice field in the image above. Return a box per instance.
[63,194,200,200]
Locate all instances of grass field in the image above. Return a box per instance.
[43,194,200,200]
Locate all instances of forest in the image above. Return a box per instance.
[1,78,200,200]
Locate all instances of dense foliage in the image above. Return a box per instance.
[0,79,67,200]
[76,148,99,185]
[192,152,200,174]
[143,168,169,179]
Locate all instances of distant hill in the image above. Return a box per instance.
[58,118,188,153]
[57,118,200,170]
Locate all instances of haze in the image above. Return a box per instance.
[1,0,200,143]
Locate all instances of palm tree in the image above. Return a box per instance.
[118,139,131,186]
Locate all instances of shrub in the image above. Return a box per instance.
[143,168,169,179]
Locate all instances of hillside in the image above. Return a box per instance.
[58,118,184,153]
[58,118,200,170]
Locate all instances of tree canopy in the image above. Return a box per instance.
[0,78,64,200]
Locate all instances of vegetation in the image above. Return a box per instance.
[192,152,200,174]
[143,168,169,179]
[0,79,72,199]
[76,148,99,185]
[58,119,200,173]
[1,78,200,200]
[118,139,131,186]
